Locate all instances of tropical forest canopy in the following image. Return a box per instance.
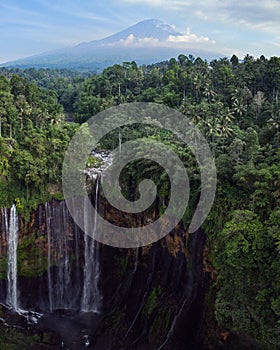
[0,53,279,349]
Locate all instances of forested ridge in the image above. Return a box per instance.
[0,53,279,349]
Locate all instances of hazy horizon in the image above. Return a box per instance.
[1,0,279,64]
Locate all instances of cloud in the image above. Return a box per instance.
[1,3,39,17]
[168,28,215,44]
[119,33,136,46]
[221,1,280,33]
[120,0,280,36]
[121,0,191,10]
[106,34,160,48]
[104,30,215,49]
[138,37,160,45]
[36,0,114,23]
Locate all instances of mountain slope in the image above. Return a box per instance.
[77,19,181,47]
[2,19,219,71]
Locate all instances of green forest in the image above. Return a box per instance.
[0,53,280,349]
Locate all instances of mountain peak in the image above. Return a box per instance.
[1,19,219,71]
[80,19,181,47]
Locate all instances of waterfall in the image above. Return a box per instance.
[0,208,8,256]
[81,179,101,313]
[132,247,139,276]
[46,201,79,311]
[156,298,188,350]
[56,202,72,309]
[74,218,81,300]
[45,195,101,313]
[0,182,102,314]
[6,204,19,311]
[118,130,122,155]
[46,202,53,312]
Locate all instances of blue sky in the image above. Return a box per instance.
[0,0,279,63]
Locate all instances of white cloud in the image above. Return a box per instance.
[37,0,113,23]
[121,0,193,10]
[119,33,136,46]
[104,30,215,49]
[120,0,280,36]
[168,28,215,44]
[106,34,160,48]
[138,37,160,45]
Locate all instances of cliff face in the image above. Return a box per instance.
[0,196,208,350]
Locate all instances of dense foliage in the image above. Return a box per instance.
[0,53,280,348]
[0,74,78,217]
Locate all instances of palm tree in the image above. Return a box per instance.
[203,82,216,102]
[268,110,280,130]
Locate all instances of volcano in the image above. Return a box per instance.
[2,19,219,71]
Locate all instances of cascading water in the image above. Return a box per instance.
[44,187,101,313]
[46,201,82,311]
[0,161,105,347]
[119,130,122,155]
[0,172,207,349]
[6,204,19,311]
[81,179,102,313]
[46,202,53,312]
[0,208,8,256]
